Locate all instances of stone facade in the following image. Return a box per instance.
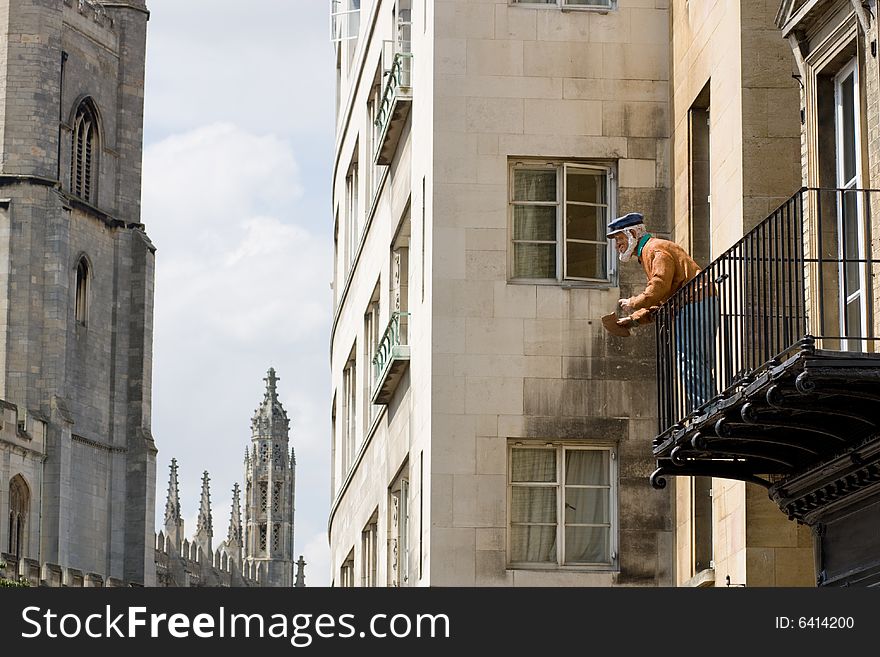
[669,0,813,588]
[0,0,156,586]
[329,0,674,587]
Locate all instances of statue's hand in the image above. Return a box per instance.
[616,316,636,329]
[618,298,634,315]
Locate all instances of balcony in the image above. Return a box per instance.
[374,50,412,166]
[371,311,410,405]
[650,188,880,530]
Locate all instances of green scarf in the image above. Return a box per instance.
[635,233,652,260]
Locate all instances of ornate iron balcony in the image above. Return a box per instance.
[371,311,410,405]
[650,188,880,523]
[374,51,412,166]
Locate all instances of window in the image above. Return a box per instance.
[688,83,711,268]
[508,443,617,568]
[272,522,281,554]
[259,481,268,513]
[510,161,614,283]
[259,523,267,553]
[344,149,360,271]
[364,284,381,422]
[331,0,361,71]
[333,212,339,304]
[339,549,355,587]
[342,345,357,471]
[511,0,614,9]
[331,394,338,496]
[70,99,99,203]
[361,511,378,587]
[367,73,382,190]
[272,481,283,514]
[8,475,29,558]
[691,477,713,575]
[389,466,410,586]
[75,257,90,325]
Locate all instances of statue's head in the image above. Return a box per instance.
[607,212,646,263]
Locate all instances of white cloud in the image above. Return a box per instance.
[143,122,332,587]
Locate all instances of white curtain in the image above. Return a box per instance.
[510,449,557,563]
[563,450,609,564]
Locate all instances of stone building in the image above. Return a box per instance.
[329,0,673,587]
[0,0,156,587]
[155,369,305,587]
[651,0,880,588]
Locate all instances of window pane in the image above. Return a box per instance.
[565,526,609,564]
[513,169,557,202]
[841,72,856,184]
[514,205,557,240]
[566,168,606,205]
[565,450,609,485]
[510,526,557,563]
[566,203,606,241]
[511,487,557,523]
[565,242,606,280]
[846,297,862,338]
[565,487,609,524]
[514,243,556,278]
[512,448,556,482]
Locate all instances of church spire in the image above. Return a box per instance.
[243,367,296,586]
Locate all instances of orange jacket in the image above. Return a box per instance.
[630,237,702,324]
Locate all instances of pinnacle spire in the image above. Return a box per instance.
[251,366,290,440]
[264,367,278,401]
[228,483,242,544]
[196,471,213,537]
[164,458,180,524]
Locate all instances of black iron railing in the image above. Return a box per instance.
[656,187,880,435]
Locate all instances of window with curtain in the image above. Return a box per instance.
[510,161,614,283]
[508,444,616,567]
[71,99,99,203]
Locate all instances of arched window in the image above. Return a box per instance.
[75,257,89,325]
[70,100,99,203]
[8,475,29,559]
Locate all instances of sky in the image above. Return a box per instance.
[141,0,335,586]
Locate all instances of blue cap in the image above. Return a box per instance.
[606,212,644,237]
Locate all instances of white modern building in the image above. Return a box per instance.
[329,0,675,586]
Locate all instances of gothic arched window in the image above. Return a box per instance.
[8,475,29,558]
[75,256,90,325]
[70,99,99,203]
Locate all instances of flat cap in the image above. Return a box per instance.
[606,212,644,237]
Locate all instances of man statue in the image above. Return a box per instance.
[606,212,719,410]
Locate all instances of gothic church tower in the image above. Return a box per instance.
[243,368,296,587]
[0,0,156,585]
